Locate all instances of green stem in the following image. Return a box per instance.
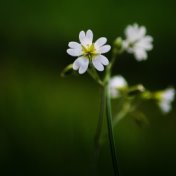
[94,86,106,158]
[103,54,116,84]
[105,83,120,176]
[88,68,103,86]
[103,51,120,176]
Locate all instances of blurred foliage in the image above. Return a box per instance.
[0,0,176,175]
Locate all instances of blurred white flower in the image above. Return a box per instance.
[67,30,111,74]
[109,75,128,98]
[123,23,153,61]
[157,88,175,113]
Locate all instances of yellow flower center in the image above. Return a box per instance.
[82,44,97,58]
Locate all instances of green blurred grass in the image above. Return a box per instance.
[0,0,176,175]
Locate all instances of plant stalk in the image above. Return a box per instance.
[94,86,106,158]
[105,83,120,176]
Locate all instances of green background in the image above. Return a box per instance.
[0,0,176,175]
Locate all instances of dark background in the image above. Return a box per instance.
[0,0,176,175]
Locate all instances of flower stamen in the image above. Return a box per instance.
[82,44,97,58]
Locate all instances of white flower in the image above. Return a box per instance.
[67,30,111,74]
[157,88,175,113]
[109,75,128,98]
[123,23,153,61]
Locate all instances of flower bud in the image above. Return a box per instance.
[113,37,124,54]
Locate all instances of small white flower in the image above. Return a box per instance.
[67,30,111,74]
[109,75,128,98]
[157,88,175,113]
[123,23,153,61]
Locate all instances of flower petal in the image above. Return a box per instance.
[79,31,86,44]
[158,88,175,113]
[98,55,109,65]
[67,48,82,57]
[109,75,128,89]
[134,48,147,61]
[98,45,111,54]
[109,75,128,98]
[79,65,88,74]
[68,42,82,49]
[73,56,89,74]
[94,37,107,48]
[138,26,146,38]
[92,55,104,71]
[125,24,138,41]
[79,30,92,46]
[159,101,171,113]
[125,24,146,42]
[86,29,93,43]
[136,36,153,50]
[162,88,175,102]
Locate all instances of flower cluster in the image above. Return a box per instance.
[64,23,175,123]
[109,75,175,115]
[66,24,153,75]
[63,23,175,175]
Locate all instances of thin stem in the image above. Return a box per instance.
[103,54,116,84]
[94,86,106,164]
[88,68,103,86]
[105,84,120,176]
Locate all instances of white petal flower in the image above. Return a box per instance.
[109,75,128,98]
[123,23,153,61]
[67,30,111,74]
[157,88,175,113]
